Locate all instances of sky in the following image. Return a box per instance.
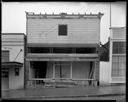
[2,2,126,44]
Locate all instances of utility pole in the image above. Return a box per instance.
[110,2,111,29]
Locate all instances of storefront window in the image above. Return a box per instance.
[2,68,9,78]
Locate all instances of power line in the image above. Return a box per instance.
[13,49,23,61]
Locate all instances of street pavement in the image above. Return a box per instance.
[1,84,126,100]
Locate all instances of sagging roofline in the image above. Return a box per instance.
[26,12,104,19]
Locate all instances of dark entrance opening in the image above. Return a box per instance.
[31,61,47,84]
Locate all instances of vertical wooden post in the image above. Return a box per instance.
[53,62,55,79]
[94,60,100,86]
[28,61,30,80]
[71,61,72,79]
[25,60,30,88]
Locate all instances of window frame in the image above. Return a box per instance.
[58,24,68,36]
[2,50,9,62]
[112,56,126,77]
[15,68,20,76]
[112,41,126,54]
[2,68,9,78]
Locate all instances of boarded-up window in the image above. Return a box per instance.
[112,56,126,77]
[58,25,67,36]
[113,42,126,54]
[2,51,9,62]
[55,62,71,79]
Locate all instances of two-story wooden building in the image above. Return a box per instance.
[25,12,103,88]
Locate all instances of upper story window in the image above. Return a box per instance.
[2,50,9,62]
[15,68,19,76]
[58,25,67,36]
[112,42,126,54]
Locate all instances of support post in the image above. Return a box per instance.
[53,62,55,80]
[71,62,72,79]
[25,60,30,88]
[94,60,100,86]
[89,61,93,86]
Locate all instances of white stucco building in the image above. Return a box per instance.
[100,27,126,84]
[2,33,25,90]
[110,27,126,83]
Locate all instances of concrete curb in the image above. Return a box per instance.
[2,93,125,100]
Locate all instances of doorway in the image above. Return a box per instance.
[30,61,47,84]
[2,68,9,90]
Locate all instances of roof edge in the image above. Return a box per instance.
[2,33,25,35]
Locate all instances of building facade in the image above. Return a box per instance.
[109,27,126,83]
[25,12,103,88]
[2,33,25,90]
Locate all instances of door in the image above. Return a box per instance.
[2,68,9,90]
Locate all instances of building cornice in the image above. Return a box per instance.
[26,12,104,19]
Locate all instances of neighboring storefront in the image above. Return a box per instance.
[2,33,25,90]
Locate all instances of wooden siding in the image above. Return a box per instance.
[27,18,100,44]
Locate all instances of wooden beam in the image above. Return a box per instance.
[26,58,98,62]
[27,43,99,48]
[71,62,72,79]
[28,61,31,80]
[53,62,55,79]
[27,53,98,58]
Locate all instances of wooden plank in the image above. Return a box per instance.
[26,58,98,61]
[27,43,99,47]
[27,53,98,58]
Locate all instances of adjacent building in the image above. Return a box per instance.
[110,27,126,83]
[99,27,126,84]
[25,12,103,88]
[2,33,25,90]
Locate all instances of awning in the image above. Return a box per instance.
[26,54,99,61]
[2,62,23,68]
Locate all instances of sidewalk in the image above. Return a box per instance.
[2,85,126,99]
